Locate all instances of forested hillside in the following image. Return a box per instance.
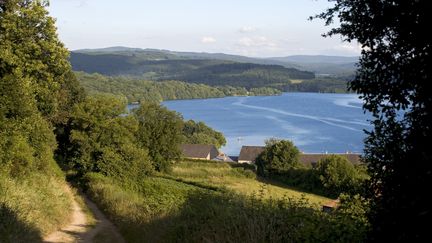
[76,72,282,103]
[70,52,315,87]
[72,47,358,76]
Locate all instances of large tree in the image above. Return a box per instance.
[134,103,184,172]
[256,139,300,176]
[314,1,431,241]
[1,0,81,175]
[315,155,360,197]
[182,120,226,149]
[68,95,152,179]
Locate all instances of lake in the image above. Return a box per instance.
[131,93,372,156]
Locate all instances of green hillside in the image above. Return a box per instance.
[70,52,315,88]
[71,47,358,76]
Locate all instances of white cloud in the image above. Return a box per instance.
[238,26,257,33]
[329,43,362,55]
[237,36,277,48]
[233,36,282,57]
[201,36,216,44]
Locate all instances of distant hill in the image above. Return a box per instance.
[72,47,358,75]
[267,55,358,76]
[70,51,315,88]
[269,55,359,64]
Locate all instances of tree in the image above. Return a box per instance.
[314,1,431,241]
[1,0,79,176]
[315,155,359,197]
[182,120,226,148]
[256,139,300,176]
[134,102,184,172]
[1,0,74,120]
[68,95,152,179]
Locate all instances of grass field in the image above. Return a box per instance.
[84,160,357,243]
[0,173,73,242]
[168,161,330,205]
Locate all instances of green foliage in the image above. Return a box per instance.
[0,0,74,120]
[0,1,84,241]
[70,52,315,87]
[172,62,315,88]
[182,120,226,148]
[256,139,301,175]
[315,1,431,240]
[75,72,281,103]
[85,172,367,243]
[315,155,360,197]
[266,156,368,198]
[0,114,60,177]
[0,0,77,177]
[288,77,350,93]
[67,95,152,179]
[336,194,371,231]
[134,102,184,172]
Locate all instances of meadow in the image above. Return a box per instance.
[168,160,330,205]
[85,160,367,243]
[0,173,73,242]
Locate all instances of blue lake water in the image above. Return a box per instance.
[131,93,372,156]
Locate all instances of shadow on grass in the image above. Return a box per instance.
[111,190,363,243]
[256,176,333,199]
[256,168,335,199]
[0,204,43,243]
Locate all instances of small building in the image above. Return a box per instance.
[238,146,265,164]
[180,144,219,160]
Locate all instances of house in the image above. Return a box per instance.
[180,144,219,160]
[237,145,361,165]
[238,146,265,164]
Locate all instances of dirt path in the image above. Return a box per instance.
[43,187,124,243]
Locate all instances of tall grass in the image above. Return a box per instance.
[0,172,73,242]
[169,161,329,205]
[85,172,368,243]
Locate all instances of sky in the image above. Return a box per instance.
[48,0,361,57]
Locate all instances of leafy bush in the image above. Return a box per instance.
[233,167,257,179]
[256,139,301,176]
[67,95,153,179]
[182,120,226,148]
[315,155,362,196]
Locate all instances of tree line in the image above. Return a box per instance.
[255,139,369,198]
[76,72,282,103]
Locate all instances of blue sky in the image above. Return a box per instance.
[48,0,361,57]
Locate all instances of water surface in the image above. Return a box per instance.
[132,93,371,156]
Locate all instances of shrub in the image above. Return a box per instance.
[68,95,153,180]
[256,139,300,176]
[315,155,360,196]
